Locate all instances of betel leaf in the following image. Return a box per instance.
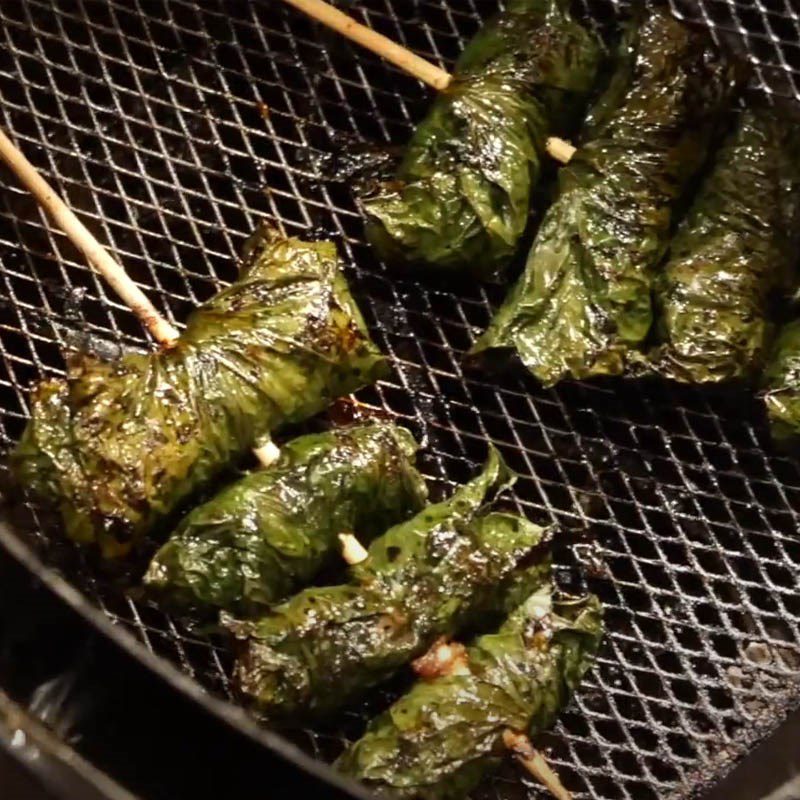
[143,423,428,616]
[336,585,603,800]
[224,446,552,721]
[473,10,744,384]
[12,227,387,558]
[762,319,800,447]
[648,106,800,383]
[361,0,603,282]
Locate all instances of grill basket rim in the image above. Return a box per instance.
[1,1,800,798]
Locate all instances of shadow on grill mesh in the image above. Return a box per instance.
[1,1,800,798]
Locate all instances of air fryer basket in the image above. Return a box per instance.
[1,1,799,798]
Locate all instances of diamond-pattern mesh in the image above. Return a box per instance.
[1,1,799,799]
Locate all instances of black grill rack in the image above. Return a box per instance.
[1,1,800,799]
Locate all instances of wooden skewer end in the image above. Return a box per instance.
[545,137,576,164]
[283,0,451,90]
[339,532,369,565]
[503,730,573,800]
[143,315,180,347]
[0,125,180,348]
[253,439,281,468]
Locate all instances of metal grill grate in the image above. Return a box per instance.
[1,1,800,798]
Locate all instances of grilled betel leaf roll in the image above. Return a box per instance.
[762,319,800,447]
[362,0,603,281]
[12,227,387,558]
[337,584,603,799]
[143,423,428,616]
[473,10,743,384]
[225,447,551,720]
[649,107,800,382]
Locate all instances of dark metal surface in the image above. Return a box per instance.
[0,524,373,800]
[0,687,137,800]
[0,1,799,799]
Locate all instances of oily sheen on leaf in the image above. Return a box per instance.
[144,423,427,616]
[337,585,603,800]
[473,10,743,384]
[362,0,603,281]
[225,447,551,721]
[649,106,800,383]
[13,228,387,557]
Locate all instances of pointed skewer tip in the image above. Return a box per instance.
[253,439,281,468]
[545,136,576,164]
[339,533,369,565]
[503,730,572,800]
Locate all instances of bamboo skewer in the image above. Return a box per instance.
[339,532,369,565]
[0,125,284,469]
[283,0,450,91]
[545,137,577,164]
[0,125,180,346]
[280,0,575,164]
[503,730,573,800]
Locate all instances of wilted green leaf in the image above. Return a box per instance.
[337,585,603,800]
[12,228,387,558]
[143,423,428,616]
[362,0,603,282]
[648,107,800,383]
[473,10,744,384]
[225,447,552,720]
